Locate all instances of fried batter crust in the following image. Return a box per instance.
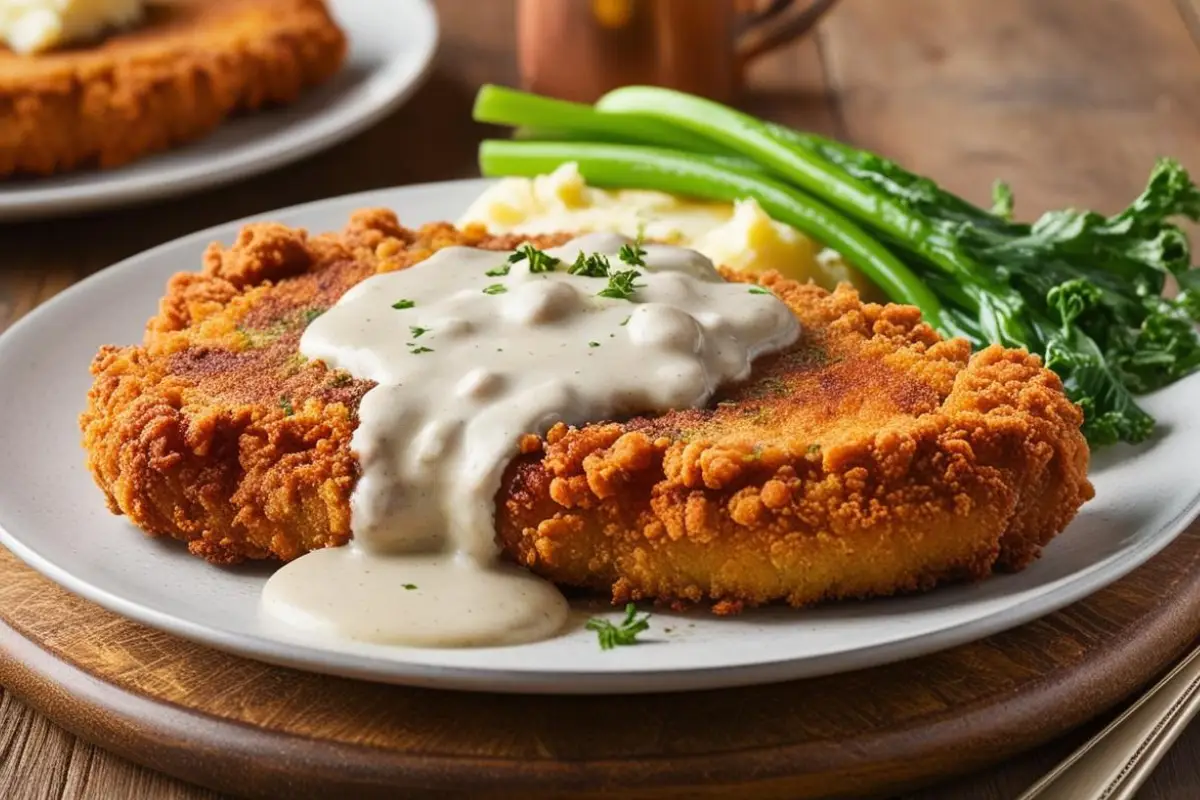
[1,0,345,177]
[81,210,1093,609]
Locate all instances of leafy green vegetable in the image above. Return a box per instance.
[794,140,1200,444]
[585,603,651,650]
[991,181,1014,220]
[482,283,508,295]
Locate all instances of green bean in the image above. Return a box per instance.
[596,87,921,233]
[473,85,725,155]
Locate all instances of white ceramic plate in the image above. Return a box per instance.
[2,179,1199,695]
[0,0,438,222]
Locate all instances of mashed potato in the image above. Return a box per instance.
[459,163,871,292]
[0,0,143,54]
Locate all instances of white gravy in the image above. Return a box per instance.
[260,233,800,648]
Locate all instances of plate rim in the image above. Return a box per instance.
[2,178,1200,694]
[0,0,440,222]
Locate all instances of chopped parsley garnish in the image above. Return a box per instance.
[328,373,353,388]
[748,286,771,295]
[279,396,294,416]
[391,299,415,310]
[485,264,511,277]
[408,346,434,354]
[301,308,325,324]
[588,341,600,348]
[508,243,560,273]
[620,315,631,326]
[597,269,644,301]
[409,326,430,339]
[618,241,647,268]
[807,443,822,455]
[483,283,508,295]
[586,603,651,651]
[402,583,418,590]
[569,251,611,278]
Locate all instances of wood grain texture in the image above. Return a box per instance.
[817,0,1200,213]
[2,0,1200,798]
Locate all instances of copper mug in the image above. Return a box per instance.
[517,0,839,103]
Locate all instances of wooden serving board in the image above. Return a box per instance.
[3,528,1200,800]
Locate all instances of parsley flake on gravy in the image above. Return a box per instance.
[483,283,508,295]
[391,299,415,310]
[485,264,511,277]
[618,241,647,268]
[409,326,431,339]
[586,603,651,651]
[569,251,611,278]
[597,269,645,301]
[508,243,561,273]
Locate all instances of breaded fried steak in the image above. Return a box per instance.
[81,210,1093,611]
[1,0,345,178]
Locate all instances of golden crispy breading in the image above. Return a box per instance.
[81,210,1093,610]
[496,325,1092,612]
[1,0,345,178]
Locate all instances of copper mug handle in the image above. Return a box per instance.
[518,0,840,104]
[737,0,841,66]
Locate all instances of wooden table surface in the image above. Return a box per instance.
[2,0,1199,797]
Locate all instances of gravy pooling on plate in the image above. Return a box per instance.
[260,232,800,648]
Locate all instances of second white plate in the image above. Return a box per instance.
[0,0,439,222]
[1,179,1199,694]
